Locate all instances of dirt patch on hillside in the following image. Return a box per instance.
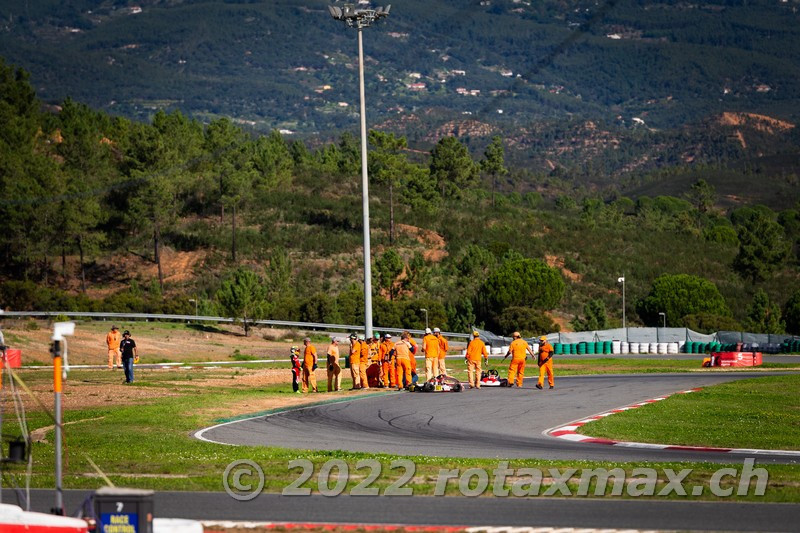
[548,311,572,333]
[396,223,448,262]
[107,248,208,286]
[60,248,208,298]
[545,254,582,283]
[719,112,795,133]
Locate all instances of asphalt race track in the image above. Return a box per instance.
[6,489,800,532]
[198,372,800,464]
[7,372,799,532]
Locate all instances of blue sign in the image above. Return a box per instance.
[100,512,138,533]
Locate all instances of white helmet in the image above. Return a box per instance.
[424,327,432,334]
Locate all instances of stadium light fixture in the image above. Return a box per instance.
[328,2,390,339]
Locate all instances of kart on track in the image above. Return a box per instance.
[480,368,509,387]
[408,374,464,392]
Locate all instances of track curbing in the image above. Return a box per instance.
[544,387,800,457]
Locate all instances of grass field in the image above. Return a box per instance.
[578,375,800,450]
[1,367,800,502]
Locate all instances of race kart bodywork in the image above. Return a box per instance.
[408,374,464,392]
[480,369,509,387]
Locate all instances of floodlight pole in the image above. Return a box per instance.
[329,4,390,340]
[357,26,374,340]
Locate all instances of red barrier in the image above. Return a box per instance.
[708,351,763,367]
[0,503,88,533]
[0,348,22,369]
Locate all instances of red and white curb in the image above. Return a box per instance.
[201,520,465,531]
[201,521,658,532]
[545,388,800,457]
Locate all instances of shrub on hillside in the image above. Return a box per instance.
[477,258,565,330]
[0,281,95,311]
[637,274,731,327]
[682,313,742,334]
[783,290,800,335]
[497,306,559,337]
[704,224,739,245]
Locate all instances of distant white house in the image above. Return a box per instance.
[407,82,426,90]
[408,72,422,79]
[338,102,349,107]
[632,117,646,125]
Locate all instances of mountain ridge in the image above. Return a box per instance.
[2,0,799,179]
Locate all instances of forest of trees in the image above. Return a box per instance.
[2,59,800,336]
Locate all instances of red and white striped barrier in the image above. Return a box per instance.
[545,388,800,456]
[0,504,88,533]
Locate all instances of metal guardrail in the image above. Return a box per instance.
[0,310,471,339]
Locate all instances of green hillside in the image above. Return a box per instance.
[1,59,799,336]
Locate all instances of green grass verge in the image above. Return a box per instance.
[3,369,799,502]
[578,375,800,450]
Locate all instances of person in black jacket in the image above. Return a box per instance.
[119,330,138,384]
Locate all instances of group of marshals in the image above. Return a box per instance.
[464,331,555,390]
[296,329,555,393]
[346,331,420,391]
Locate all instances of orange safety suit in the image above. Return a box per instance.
[379,339,396,388]
[106,329,122,368]
[538,342,555,388]
[302,344,318,393]
[422,334,440,380]
[327,343,341,392]
[359,340,371,389]
[465,337,488,389]
[506,338,531,387]
[370,340,382,365]
[437,334,449,376]
[394,340,413,389]
[349,340,362,389]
